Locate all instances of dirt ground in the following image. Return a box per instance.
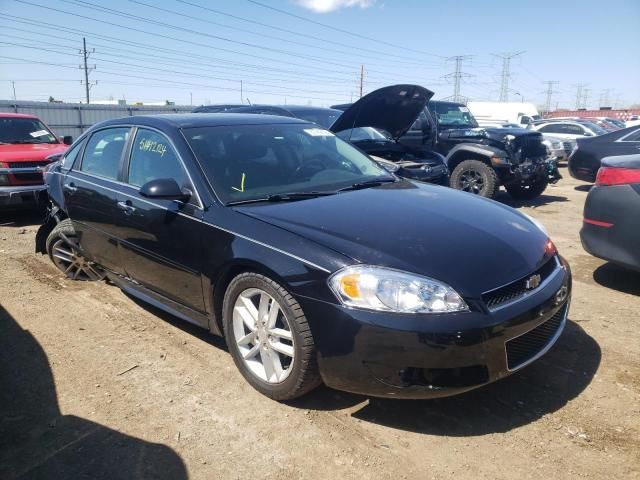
[1,170,639,480]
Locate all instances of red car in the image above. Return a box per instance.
[0,113,71,208]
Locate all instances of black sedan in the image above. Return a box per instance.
[581,154,640,271]
[569,126,640,182]
[37,113,571,400]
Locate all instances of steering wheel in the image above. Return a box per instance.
[292,154,330,180]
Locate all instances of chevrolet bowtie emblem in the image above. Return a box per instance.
[525,274,542,290]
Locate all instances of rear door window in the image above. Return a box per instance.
[80,128,130,180]
[620,129,640,142]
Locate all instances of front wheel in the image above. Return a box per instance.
[505,178,549,200]
[46,218,105,281]
[222,272,321,400]
[449,159,499,198]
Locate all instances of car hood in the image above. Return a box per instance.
[234,181,551,297]
[330,84,434,141]
[0,143,68,162]
[442,126,542,142]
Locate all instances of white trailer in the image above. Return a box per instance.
[467,102,542,127]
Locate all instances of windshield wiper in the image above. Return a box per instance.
[337,178,396,192]
[227,191,336,206]
[7,139,49,144]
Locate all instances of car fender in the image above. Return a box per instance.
[445,144,508,170]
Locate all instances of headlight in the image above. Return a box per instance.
[329,265,468,313]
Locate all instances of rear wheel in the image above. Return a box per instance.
[222,272,321,401]
[505,177,549,200]
[46,218,105,281]
[450,160,499,198]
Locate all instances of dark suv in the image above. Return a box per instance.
[334,96,561,199]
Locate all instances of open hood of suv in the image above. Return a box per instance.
[330,84,433,141]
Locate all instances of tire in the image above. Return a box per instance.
[505,177,549,200]
[222,272,321,401]
[46,218,105,281]
[450,159,499,198]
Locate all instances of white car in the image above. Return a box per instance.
[541,135,574,162]
[532,120,608,140]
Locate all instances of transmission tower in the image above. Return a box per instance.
[573,83,588,109]
[443,56,473,103]
[493,51,524,102]
[582,88,591,110]
[599,89,613,108]
[542,81,560,113]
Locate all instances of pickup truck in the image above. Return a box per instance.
[0,113,71,208]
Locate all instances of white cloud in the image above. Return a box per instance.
[294,0,376,13]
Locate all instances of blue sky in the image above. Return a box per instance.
[0,0,638,109]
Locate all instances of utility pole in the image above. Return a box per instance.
[240,80,243,103]
[80,37,96,104]
[444,55,473,103]
[572,83,588,109]
[359,64,364,98]
[190,92,193,106]
[11,81,16,101]
[542,80,560,113]
[493,51,524,102]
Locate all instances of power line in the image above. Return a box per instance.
[175,0,442,66]
[245,0,444,59]
[493,51,524,102]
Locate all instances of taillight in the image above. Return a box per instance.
[595,166,640,186]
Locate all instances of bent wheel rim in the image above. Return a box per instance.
[232,288,295,384]
[51,235,104,281]
[459,169,485,194]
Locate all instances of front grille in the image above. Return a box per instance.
[514,135,547,159]
[14,173,44,183]
[7,161,50,169]
[482,257,559,309]
[505,304,566,370]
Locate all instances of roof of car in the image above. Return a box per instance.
[275,105,341,112]
[0,113,39,119]
[99,113,311,129]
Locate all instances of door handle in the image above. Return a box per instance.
[117,200,136,215]
[64,182,78,194]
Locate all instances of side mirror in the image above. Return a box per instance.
[63,136,73,145]
[139,178,191,202]
[583,132,593,137]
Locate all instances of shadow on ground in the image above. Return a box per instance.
[0,208,44,228]
[0,305,187,480]
[593,262,640,296]
[497,192,569,209]
[574,184,593,192]
[293,319,600,436]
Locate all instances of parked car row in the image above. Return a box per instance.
[0,84,634,403]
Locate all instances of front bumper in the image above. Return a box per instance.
[0,185,47,207]
[299,258,571,399]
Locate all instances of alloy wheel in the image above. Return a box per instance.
[232,288,295,383]
[459,169,485,194]
[50,235,105,281]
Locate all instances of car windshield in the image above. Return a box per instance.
[183,123,392,204]
[0,117,58,144]
[289,109,342,129]
[431,103,479,128]
[336,127,393,142]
